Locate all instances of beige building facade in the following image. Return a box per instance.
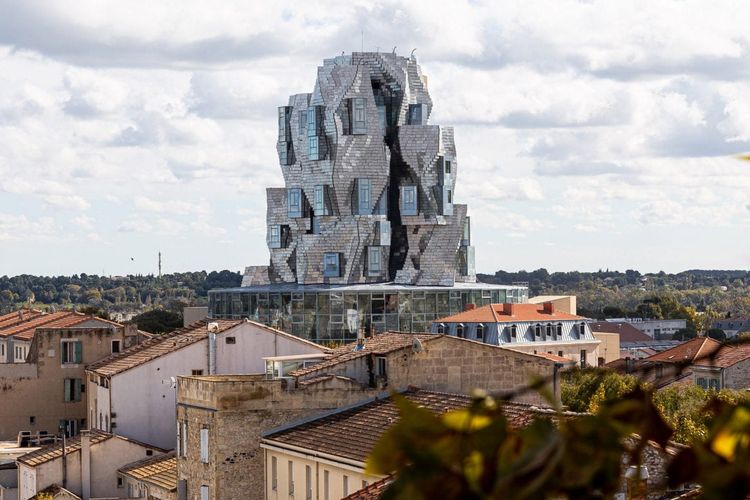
[0,313,142,441]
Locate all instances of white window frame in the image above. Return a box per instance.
[61,339,82,365]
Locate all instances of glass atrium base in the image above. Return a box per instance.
[208,282,528,343]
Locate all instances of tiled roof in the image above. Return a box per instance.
[263,389,564,464]
[119,451,177,491]
[590,321,653,342]
[289,332,438,377]
[87,320,241,377]
[646,337,721,364]
[0,309,44,329]
[17,430,113,466]
[693,342,750,369]
[535,352,574,364]
[0,311,82,339]
[436,303,584,324]
[344,475,393,499]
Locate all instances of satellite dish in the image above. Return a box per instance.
[162,377,177,389]
[412,338,423,353]
[207,322,220,333]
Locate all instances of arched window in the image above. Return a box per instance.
[510,325,517,341]
[556,323,563,339]
[579,322,586,338]
[535,324,542,339]
[436,323,445,334]
[546,324,553,339]
[456,324,465,338]
[476,324,485,341]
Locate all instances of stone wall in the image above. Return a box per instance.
[724,358,750,389]
[176,376,374,500]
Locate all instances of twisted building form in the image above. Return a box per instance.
[209,52,527,341]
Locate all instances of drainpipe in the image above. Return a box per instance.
[81,429,91,500]
[207,322,219,375]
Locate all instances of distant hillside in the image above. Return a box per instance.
[0,270,241,315]
[479,268,750,320]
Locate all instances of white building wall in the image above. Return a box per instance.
[108,322,326,449]
[17,465,34,500]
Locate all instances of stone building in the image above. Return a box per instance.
[430,302,601,368]
[174,332,562,500]
[0,311,143,440]
[86,319,328,449]
[208,52,528,341]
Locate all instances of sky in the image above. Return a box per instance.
[1,0,750,277]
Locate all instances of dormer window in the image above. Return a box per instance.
[556,323,563,340]
[535,324,542,339]
[546,324,552,339]
[579,322,587,339]
[456,324,465,338]
[436,323,445,334]
[510,325,517,340]
[476,324,485,341]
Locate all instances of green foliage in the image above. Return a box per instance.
[561,368,637,413]
[369,380,750,499]
[0,270,241,315]
[673,328,698,341]
[131,309,183,334]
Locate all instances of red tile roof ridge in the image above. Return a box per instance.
[437,303,584,325]
[0,311,84,339]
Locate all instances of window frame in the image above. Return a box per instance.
[288,188,303,218]
[61,339,82,365]
[323,253,341,278]
[367,246,382,277]
[400,185,418,216]
[476,324,485,341]
[357,179,371,215]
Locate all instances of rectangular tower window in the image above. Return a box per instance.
[314,185,328,215]
[367,247,382,277]
[288,188,303,218]
[307,107,317,136]
[407,104,422,125]
[445,158,452,174]
[308,135,320,160]
[357,179,371,215]
[400,185,418,216]
[352,97,367,134]
[298,110,306,136]
[278,106,292,142]
[279,141,293,166]
[269,224,281,248]
[462,217,471,246]
[377,220,391,246]
[200,428,209,463]
[441,187,454,216]
[323,253,341,278]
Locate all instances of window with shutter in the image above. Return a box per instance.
[200,428,209,463]
[352,97,367,134]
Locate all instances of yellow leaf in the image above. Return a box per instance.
[443,409,492,432]
[711,406,750,461]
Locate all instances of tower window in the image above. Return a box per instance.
[287,188,303,218]
[407,104,422,125]
[323,253,341,278]
[400,185,418,216]
[357,179,371,215]
[308,136,320,160]
[349,97,367,134]
[269,224,281,248]
[445,159,451,174]
[367,247,382,277]
[314,185,328,215]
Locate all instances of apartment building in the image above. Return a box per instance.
[431,302,600,368]
[0,311,143,440]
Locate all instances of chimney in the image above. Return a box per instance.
[464,303,476,312]
[503,303,515,316]
[81,429,91,500]
[207,322,219,375]
[543,302,555,315]
[354,328,366,351]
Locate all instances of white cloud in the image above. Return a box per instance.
[0,213,58,241]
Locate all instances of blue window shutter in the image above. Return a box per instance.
[74,379,82,402]
[74,341,82,363]
[64,379,71,402]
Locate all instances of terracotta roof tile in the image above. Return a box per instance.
[693,342,750,369]
[87,320,241,377]
[17,430,113,467]
[0,309,45,329]
[590,322,653,343]
[436,303,584,325]
[119,451,177,491]
[646,337,722,364]
[263,389,567,464]
[0,311,93,340]
[344,475,393,499]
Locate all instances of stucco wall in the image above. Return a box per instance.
[0,327,127,440]
[264,447,381,500]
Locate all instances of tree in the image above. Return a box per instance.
[707,328,727,341]
[673,328,698,341]
[131,309,183,334]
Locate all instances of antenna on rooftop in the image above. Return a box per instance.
[410,48,417,58]
[392,46,397,54]
[158,251,162,278]
[361,30,364,52]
